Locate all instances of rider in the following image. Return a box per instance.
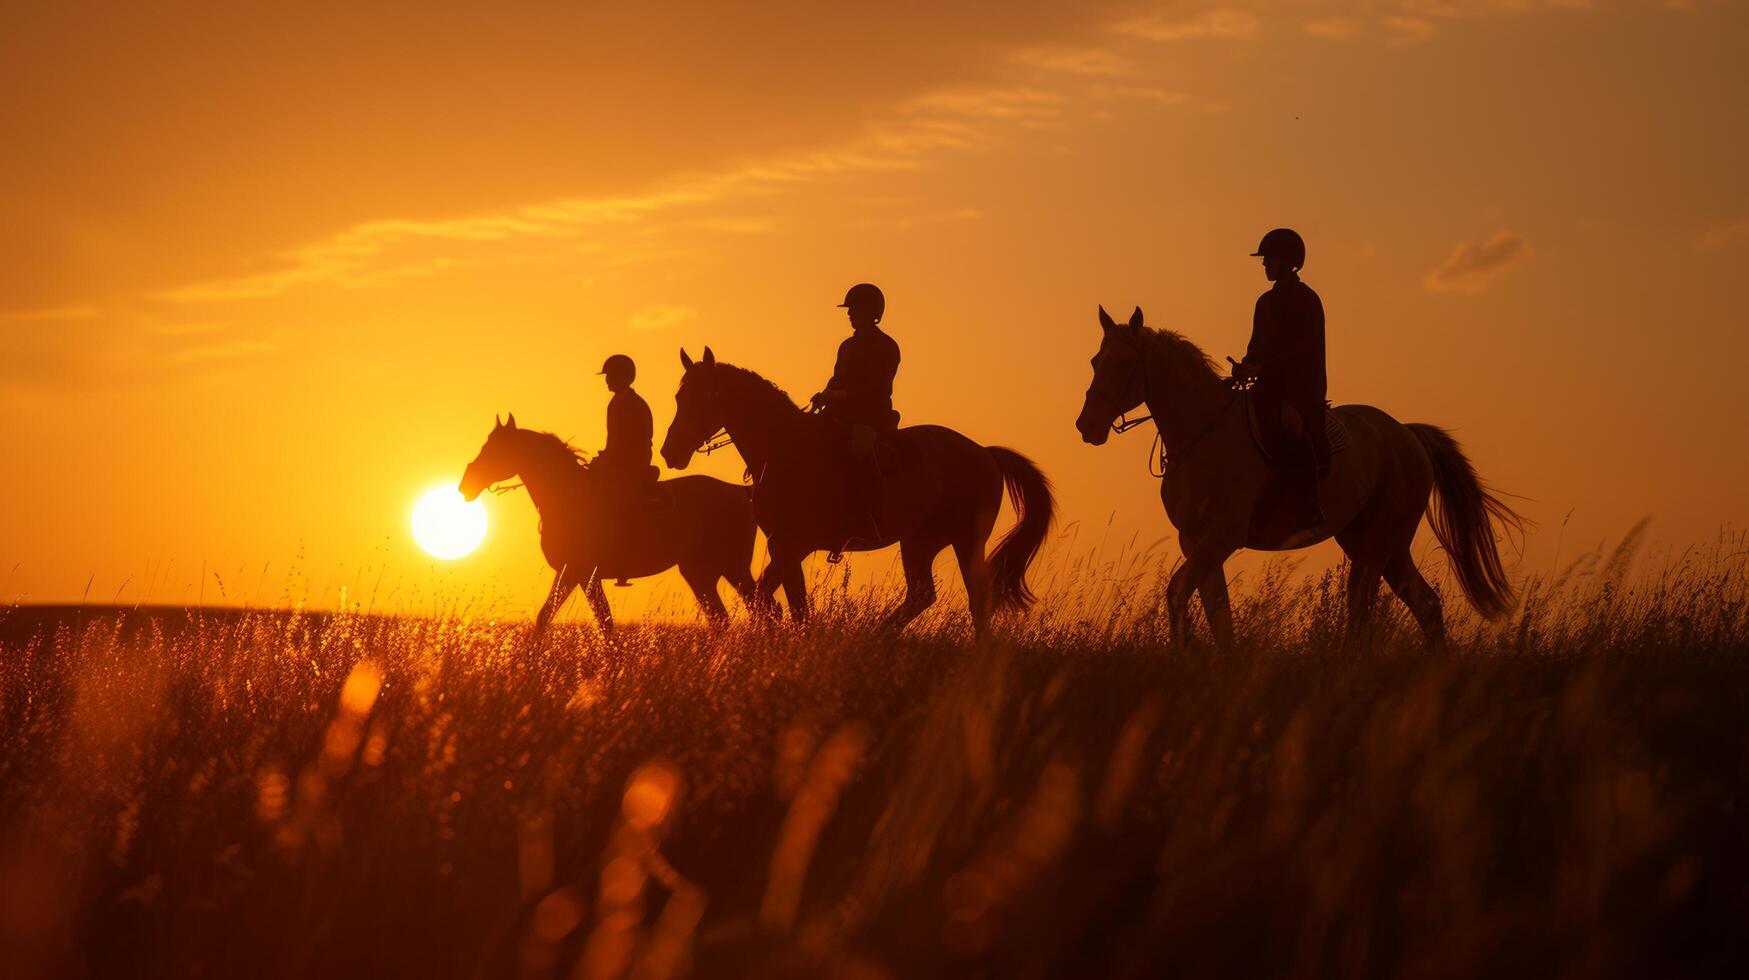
[594,353,657,501]
[809,283,901,551]
[1232,228,1329,536]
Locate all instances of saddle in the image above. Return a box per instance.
[1244,396,1349,466]
[829,412,913,473]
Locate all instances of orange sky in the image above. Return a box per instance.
[3,1,1745,615]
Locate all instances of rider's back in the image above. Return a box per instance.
[601,388,654,469]
[1248,280,1326,403]
[825,328,901,428]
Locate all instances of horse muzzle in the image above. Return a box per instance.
[660,445,692,471]
[1076,410,1112,446]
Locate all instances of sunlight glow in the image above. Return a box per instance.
[411,486,487,560]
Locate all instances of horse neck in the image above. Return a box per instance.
[513,438,585,516]
[718,374,803,469]
[1141,336,1230,454]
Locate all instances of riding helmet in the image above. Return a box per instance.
[1250,228,1306,269]
[599,353,636,383]
[837,282,885,320]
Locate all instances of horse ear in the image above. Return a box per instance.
[1129,307,1145,330]
[1098,305,1118,333]
[702,347,716,366]
[506,412,517,429]
[679,349,693,370]
[494,414,502,429]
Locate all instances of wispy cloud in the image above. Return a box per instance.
[1696,217,1749,251]
[1012,46,1134,77]
[1424,230,1529,293]
[627,304,696,331]
[1384,16,1438,43]
[1304,17,1362,40]
[149,76,1092,307]
[1117,7,1260,43]
[0,305,100,324]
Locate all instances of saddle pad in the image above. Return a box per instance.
[1245,396,1349,464]
[1325,410,1350,454]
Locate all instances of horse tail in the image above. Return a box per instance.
[1408,423,1527,619]
[986,447,1056,612]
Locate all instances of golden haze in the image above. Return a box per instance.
[2,1,1745,613]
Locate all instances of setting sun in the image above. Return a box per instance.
[411,486,487,560]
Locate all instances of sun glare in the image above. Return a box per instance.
[411,486,487,560]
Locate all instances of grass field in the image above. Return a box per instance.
[3,533,1748,979]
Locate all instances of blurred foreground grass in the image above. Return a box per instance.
[3,532,1748,979]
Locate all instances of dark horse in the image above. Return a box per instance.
[659,348,1054,638]
[1076,307,1525,648]
[460,414,757,632]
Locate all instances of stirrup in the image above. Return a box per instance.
[826,549,845,565]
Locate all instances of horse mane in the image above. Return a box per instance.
[516,428,591,471]
[709,361,803,412]
[1141,325,1222,380]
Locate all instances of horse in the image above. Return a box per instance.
[1075,306,1525,649]
[459,414,758,633]
[658,348,1054,638]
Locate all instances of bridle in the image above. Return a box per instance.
[1091,331,1240,478]
[679,382,760,485]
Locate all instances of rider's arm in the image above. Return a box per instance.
[1238,295,1273,377]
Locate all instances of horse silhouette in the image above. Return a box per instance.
[1076,307,1525,649]
[459,414,757,632]
[659,348,1054,638]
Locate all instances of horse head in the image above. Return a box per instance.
[661,347,720,470]
[1076,306,1150,446]
[459,413,521,501]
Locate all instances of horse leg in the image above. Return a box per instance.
[534,564,580,637]
[1199,564,1235,650]
[1168,537,1238,646]
[726,564,759,614]
[1342,558,1384,652]
[763,540,811,623]
[679,564,729,621]
[1384,551,1446,651]
[882,539,941,634]
[780,560,810,623]
[753,560,785,619]
[583,569,614,633]
[953,536,994,640]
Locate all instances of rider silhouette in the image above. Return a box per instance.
[809,283,900,553]
[594,353,656,495]
[1232,228,1329,535]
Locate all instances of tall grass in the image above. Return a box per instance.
[2,531,1747,978]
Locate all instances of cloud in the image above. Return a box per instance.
[1117,7,1260,42]
[1424,230,1529,293]
[1304,17,1362,39]
[1696,218,1749,251]
[1089,83,1190,105]
[627,305,696,331]
[0,305,100,324]
[149,76,1090,307]
[1012,46,1133,77]
[1384,16,1438,42]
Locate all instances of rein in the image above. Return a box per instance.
[1101,334,1239,479]
[700,428,733,455]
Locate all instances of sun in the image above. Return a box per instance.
[411,486,487,560]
